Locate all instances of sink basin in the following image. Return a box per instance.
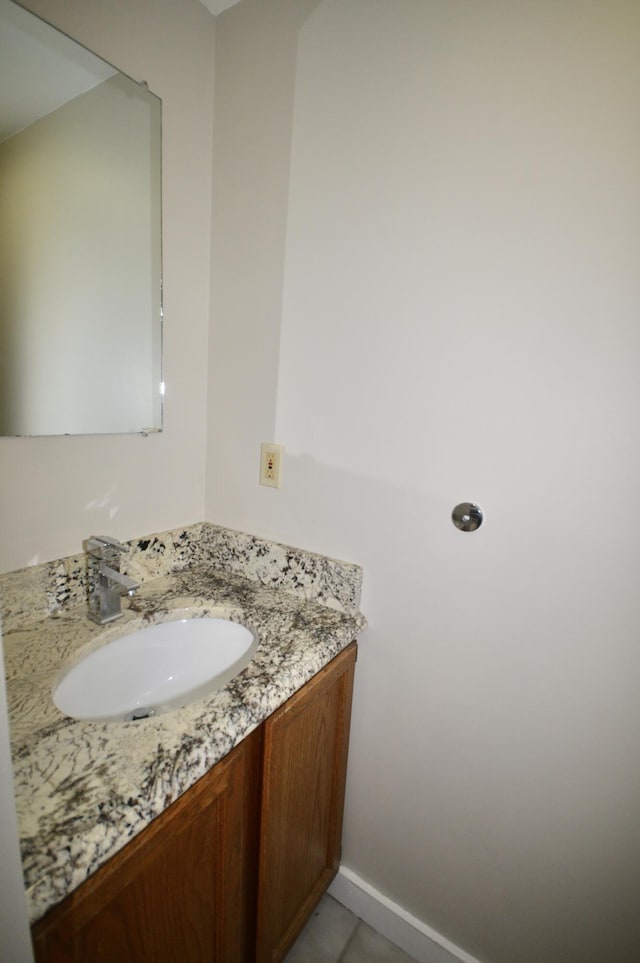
[53,617,257,722]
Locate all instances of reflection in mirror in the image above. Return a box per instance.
[0,0,162,436]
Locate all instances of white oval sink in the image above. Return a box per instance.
[53,617,257,723]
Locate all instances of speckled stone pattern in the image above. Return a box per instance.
[0,522,362,631]
[2,535,365,925]
[202,525,363,614]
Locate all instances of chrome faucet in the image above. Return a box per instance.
[85,535,139,624]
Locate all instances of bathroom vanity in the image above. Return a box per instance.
[32,643,357,962]
[1,523,365,963]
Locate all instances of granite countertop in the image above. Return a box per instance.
[2,525,365,925]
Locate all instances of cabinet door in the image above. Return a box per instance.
[256,642,357,963]
[32,728,261,963]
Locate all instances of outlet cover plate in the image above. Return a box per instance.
[260,443,284,488]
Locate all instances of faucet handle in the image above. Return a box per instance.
[85,535,130,558]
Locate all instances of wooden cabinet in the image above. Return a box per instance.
[31,642,357,963]
[257,643,356,962]
[32,728,261,963]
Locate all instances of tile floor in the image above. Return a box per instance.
[284,894,419,963]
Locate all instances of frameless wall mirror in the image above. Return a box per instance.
[0,0,162,436]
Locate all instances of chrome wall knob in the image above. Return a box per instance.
[452,502,483,532]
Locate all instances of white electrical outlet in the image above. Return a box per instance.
[260,443,284,488]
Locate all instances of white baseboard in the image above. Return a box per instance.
[328,866,485,963]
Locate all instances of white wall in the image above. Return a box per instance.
[207,2,640,962]
[0,0,215,571]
